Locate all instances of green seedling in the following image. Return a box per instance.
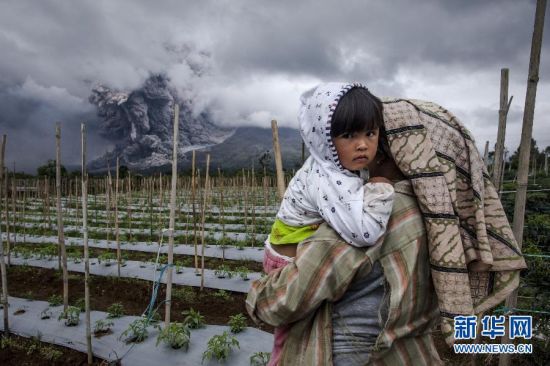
[182,308,205,329]
[107,302,125,318]
[58,306,80,326]
[93,318,114,335]
[156,322,191,350]
[228,313,247,334]
[121,318,150,343]
[250,352,271,366]
[202,331,240,364]
[47,294,63,307]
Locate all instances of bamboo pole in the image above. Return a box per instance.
[55,124,68,310]
[127,172,132,243]
[115,157,120,277]
[0,134,9,335]
[164,104,179,327]
[271,120,285,199]
[81,123,93,365]
[200,154,210,290]
[3,167,10,266]
[483,140,490,168]
[500,2,546,365]
[492,68,513,195]
[191,150,198,273]
[106,163,112,244]
[10,166,16,258]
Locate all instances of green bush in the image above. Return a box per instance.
[121,318,149,343]
[58,306,80,326]
[228,313,247,333]
[156,322,191,350]
[202,331,240,364]
[107,302,125,318]
[182,308,205,329]
[47,294,63,307]
[250,351,271,366]
[93,318,114,335]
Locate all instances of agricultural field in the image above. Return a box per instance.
[0,171,549,365]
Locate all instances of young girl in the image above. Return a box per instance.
[263,82,394,365]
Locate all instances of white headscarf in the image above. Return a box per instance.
[276,82,394,247]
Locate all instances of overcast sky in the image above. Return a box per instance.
[0,0,548,173]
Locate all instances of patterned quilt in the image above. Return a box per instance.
[382,98,527,345]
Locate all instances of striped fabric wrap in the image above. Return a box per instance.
[381,98,527,345]
[247,181,444,365]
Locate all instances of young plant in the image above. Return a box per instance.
[250,352,271,366]
[172,287,196,302]
[121,318,149,343]
[235,266,250,281]
[73,297,86,312]
[201,331,240,364]
[156,322,191,350]
[228,313,247,334]
[182,308,205,329]
[40,308,52,320]
[93,318,114,336]
[98,251,116,266]
[58,306,80,326]
[212,289,230,301]
[107,302,125,318]
[214,264,233,279]
[47,294,63,307]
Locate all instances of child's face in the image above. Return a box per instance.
[332,128,379,171]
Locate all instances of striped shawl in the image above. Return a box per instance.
[382,98,527,345]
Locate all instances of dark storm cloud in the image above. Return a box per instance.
[0,0,548,172]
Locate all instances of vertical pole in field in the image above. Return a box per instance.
[191,150,198,273]
[55,124,68,310]
[165,104,179,327]
[483,141,490,169]
[219,168,225,261]
[81,123,93,365]
[3,167,10,266]
[271,120,285,200]
[115,157,120,277]
[500,1,546,365]
[127,172,132,243]
[493,68,513,196]
[200,154,210,291]
[11,165,16,256]
[0,134,9,335]
[106,162,112,244]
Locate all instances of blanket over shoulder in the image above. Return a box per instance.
[382,98,527,345]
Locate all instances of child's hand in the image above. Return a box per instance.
[368,176,393,185]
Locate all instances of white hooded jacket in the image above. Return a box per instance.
[276,82,394,247]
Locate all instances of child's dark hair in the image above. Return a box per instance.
[330,87,391,161]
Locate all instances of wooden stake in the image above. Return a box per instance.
[4,167,10,266]
[55,124,69,310]
[191,150,198,272]
[115,157,120,277]
[164,104,179,326]
[271,120,285,199]
[500,1,546,365]
[81,123,93,365]
[0,134,9,335]
[200,155,210,290]
[492,68,512,195]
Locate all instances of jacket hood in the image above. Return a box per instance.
[299,82,369,175]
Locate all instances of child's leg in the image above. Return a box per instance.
[262,239,293,273]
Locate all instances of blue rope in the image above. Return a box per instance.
[144,263,173,321]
